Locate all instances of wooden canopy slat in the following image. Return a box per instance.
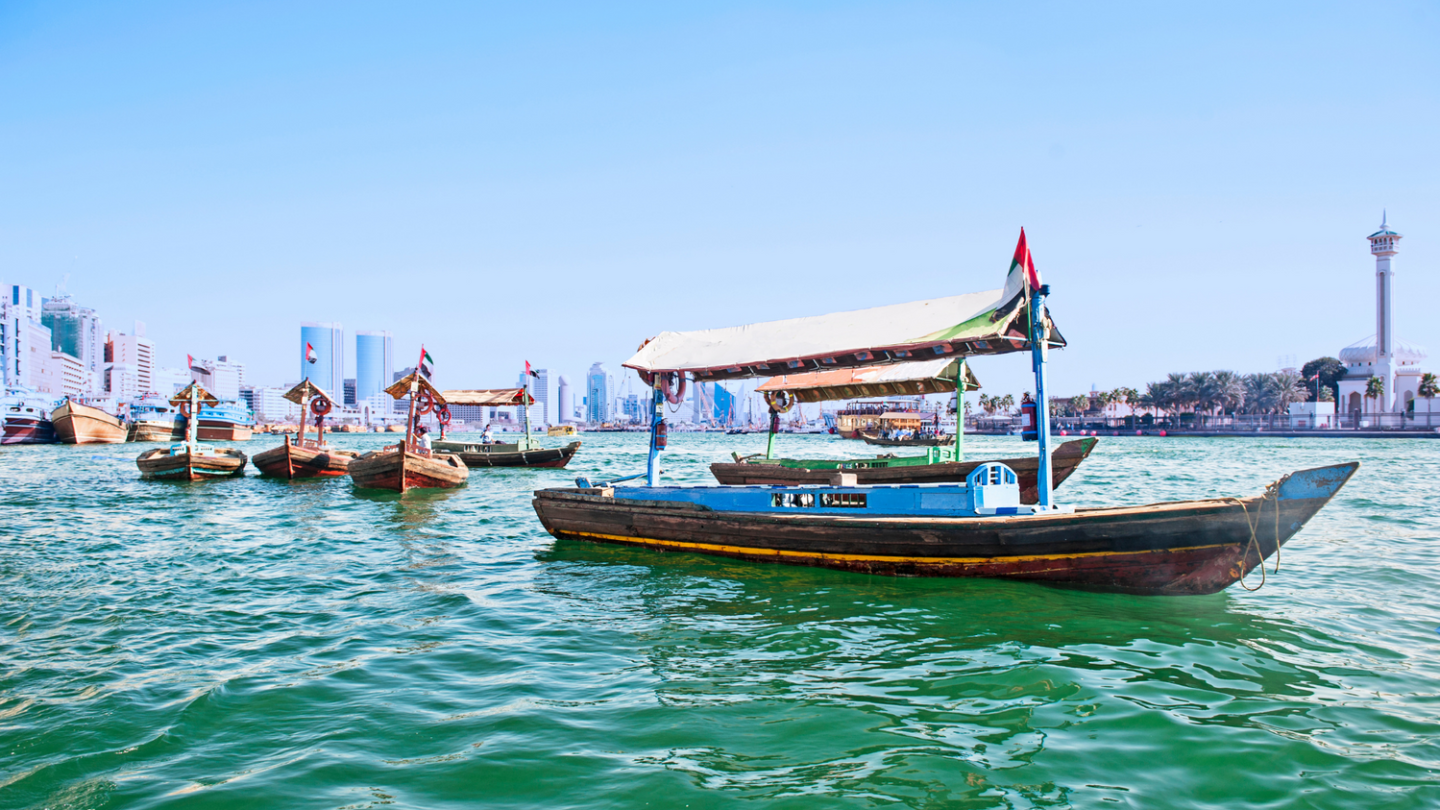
[169,382,221,408]
[282,379,336,405]
[384,371,447,404]
[753,359,981,404]
[438,388,535,407]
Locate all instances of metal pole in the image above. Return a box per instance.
[766,407,778,459]
[1030,285,1055,508]
[954,358,965,462]
[646,378,664,486]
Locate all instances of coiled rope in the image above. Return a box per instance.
[1229,476,1287,591]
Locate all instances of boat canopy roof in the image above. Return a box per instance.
[439,388,535,407]
[624,259,1062,381]
[169,382,220,408]
[282,379,337,405]
[384,371,447,405]
[754,358,979,404]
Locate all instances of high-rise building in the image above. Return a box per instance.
[343,378,357,406]
[41,295,103,393]
[534,368,549,425]
[299,322,344,399]
[107,323,155,395]
[586,363,609,423]
[3,285,57,392]
[355,330,393,404]
[191,356,245,401]
[557,376,571,423]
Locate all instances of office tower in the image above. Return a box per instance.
[41,295,103,392]
[107,323,156,395]
[557,376,571,423]
[534,368,549,425]
[191,356,244,401]
[343,378,356,406]
[586,363,609,423]
[355,330,393,404]
[299,322,344,398]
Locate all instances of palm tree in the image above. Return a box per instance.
[1365,376,1385,416]
[1242,373,1270,415]
[998,394,1015,415]
[1211,370,1245,423]
[1419,373,1438,426]
[1188,371,1218,425]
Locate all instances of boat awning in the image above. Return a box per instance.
[623,257,1062,381]
[282,379,337,405]
[169,382,220,408]
[438,388,535,407]
[385,372,447,405]
[880,411,933,420]
[754,358,980,404]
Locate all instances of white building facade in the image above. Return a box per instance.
[1337,214,1428,419]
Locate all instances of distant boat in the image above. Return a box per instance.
[433,386,585,470]
[860,430,951,447]
[135,383,247,480]
[126,393,184,442]
[252,381,357,479]
[196,400,254,442]
[2,388,60,444]
[52,399,127,444]
[348,351,469,493]
[547,424,578,437]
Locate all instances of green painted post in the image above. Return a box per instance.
[954,358,965,463]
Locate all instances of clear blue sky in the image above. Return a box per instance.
[2,1,1436,403]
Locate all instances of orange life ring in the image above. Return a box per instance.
[178,401,193,418]
[310,396,333,417]
[415,388,435,416]
[660,372,687,405]
[764,391,796,414]
[436,405,452,426]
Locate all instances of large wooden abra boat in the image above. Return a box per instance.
[252,381,358,478]
[533,229,1359,595]
[52,399,128,444]
[860,430,950,447]
[710,360,1096,502]
[431,386,584,469]
[348,348,469,493]
[135,383,247,480]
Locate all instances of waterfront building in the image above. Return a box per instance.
[534,368,549,426]
[106,323,155,395]
[41,295,104,393]
[355,330,393,404]
[1337,214,1428,416]
[586,363,609,423]
[241,386,300,424]
[50,351,92,398]
[190,356,245,401]
[343,378,356,406]
[152,366,191,395]
[557,376,571,423]
[299,322,344,398]
[2,286,54,390]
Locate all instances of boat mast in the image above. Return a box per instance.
[406,346,424,451]
[296,390,307,447]
[954,358,965,462]
[646,376,664,486]
[186,384,199,450]
[1029,285,1055,507]
[522,373,531,445]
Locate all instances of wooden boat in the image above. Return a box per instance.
[2,389,59,444]
[436,439,582,468]
[533,229,1360,594]
[135,383,247,480]
[128,421,184,442]
[52,399,127,444]
[713,437,1096,501]
[348,348,469,492]
[252,381,358,478]
[861,430,950,447]
[432,386,584,469]
[548,424,578,437]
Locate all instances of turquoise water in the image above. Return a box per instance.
[2,433,1438,808]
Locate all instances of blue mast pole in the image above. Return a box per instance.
[1030,285,1054,508]
[646,378,664,486]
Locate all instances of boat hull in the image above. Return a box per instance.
[197,421,253,442]
[128,420,185,443]
[442,440,582,469]
[533,462,1359,595]
[710,438,1096,502]
[2,416,57,444]
[136,447,248,480]
[252,440,357,478]
[52,401,128,444]
[861,431,949,447]
[348,444,469,492]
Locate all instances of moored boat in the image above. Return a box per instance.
[860,430,950,447]
[432,385,584,469]
[533,229,1360,594]
[347,347,468,493]
[52,399,128,444]
[196,400,254,441]
[135,383,247,480]
[126,393,184,442]
[2,388,61,444]
[548,424,578,437]
[252,381,357,478]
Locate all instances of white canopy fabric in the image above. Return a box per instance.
[624,260,1060,380]
[753,358,980,404]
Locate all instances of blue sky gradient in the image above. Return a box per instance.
[2,1,1436,401]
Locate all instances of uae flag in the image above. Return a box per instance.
[525,360,539,378]
[306,342,317,364]
[420,349,435,379]
[1011,228,1042,291]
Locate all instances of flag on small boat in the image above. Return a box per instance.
[1012,228,1042,290]
[306,343,317,364]
[420,349,435,379]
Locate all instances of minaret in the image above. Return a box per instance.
[1367,212,1402,410]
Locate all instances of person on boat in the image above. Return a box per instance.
[416,425,432,452]
[481,423,494,444]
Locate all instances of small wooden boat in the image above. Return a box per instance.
[348,348,469,493]
[712,437,1096,502]
[548,424,578,437]
[135,383,247,480]
[535,229,1360,594]
[436,439,582,468]
[434,386,584,469]
[860,430,951,447]
[252,381,358,478]
[52,399,128,444]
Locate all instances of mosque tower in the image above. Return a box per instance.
[1368,212,1401,407]
[1339,213,1427,417]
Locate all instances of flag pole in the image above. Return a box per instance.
[1030,285,1054,508]
[406,345,423,452]
[954,358,965,462]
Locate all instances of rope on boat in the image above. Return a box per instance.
[1230,476,1287,591]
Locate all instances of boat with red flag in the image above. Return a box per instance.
[348,346,468,492]
[135,383,248,480]
[532,230,1359,595]
[252,381,358,478]
[432,379,583,469]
